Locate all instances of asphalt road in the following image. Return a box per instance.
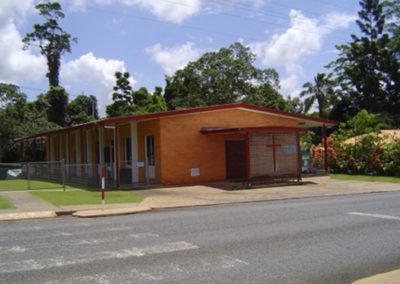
[1,192,400,284]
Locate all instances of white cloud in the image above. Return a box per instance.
[322,12,357,31]
[67,0,201,23]
[61,52,133,114]
[145,42,202,75]
[0,0,34,27]
[249,9,355,95]
[67,0,113,10]
[122,0,201,24]
[0,0,46,84]
[253,0,267,8]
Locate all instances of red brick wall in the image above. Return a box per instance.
[159,108,299,185]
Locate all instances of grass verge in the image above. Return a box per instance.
[331,174,400,183]
[0,179,90,191]
[0,195,15,209]
[30,190,144,206]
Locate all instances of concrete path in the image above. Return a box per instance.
[353,269,400,284]
[139,176,400,209]
[0,191,57,212]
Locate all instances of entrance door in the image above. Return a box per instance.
[225,140,247,180]
[145,135,155,179]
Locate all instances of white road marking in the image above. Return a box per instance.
[129,232,159,238]
[58,232,73,236]
[40,255,249,283]
[109,241,198,258]
[219,255,249,268]
[0,241,199,273]
[8,246,27,253]
[198,255,249,272]
[348,212,400,221]
[0,232,160,256]
[44,269,163,284]
[0,246,28,254]
[104,226,132,232]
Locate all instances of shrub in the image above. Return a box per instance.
[311,133,387,176]
[381,142,400,177]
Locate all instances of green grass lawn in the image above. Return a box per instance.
[331,174,400,183]
[30,190,144,206]
[0,179,90,191]
[0,195,15,209]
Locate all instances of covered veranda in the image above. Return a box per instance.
[201,125,331,186]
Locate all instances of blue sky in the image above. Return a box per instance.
[0,0,360,115]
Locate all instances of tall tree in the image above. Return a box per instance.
[242,82,287,110]
[299,73,336,118]
[67,94,98,126]
[23,2,76,126]
[106,71,135,117]
[106,72,167,117]
[384,0,400,57]
[330,0,400,120]
[23,2,76,87]
[164,42,282,109]
[45,86,69,126]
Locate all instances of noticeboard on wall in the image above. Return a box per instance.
[282,145,297,154]
[190,168,200,177]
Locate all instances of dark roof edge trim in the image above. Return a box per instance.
[200,126,308,134]
[15,103,337,142]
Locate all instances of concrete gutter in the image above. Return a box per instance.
[0,211,57,221]
[72,206,152,218]
[0,206,153,221]
[353,269,400,284]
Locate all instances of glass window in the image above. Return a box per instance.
[146,136,155,166]
[110,140,114,163]
[125,138,132,166]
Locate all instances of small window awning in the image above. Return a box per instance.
[200,126,308,134]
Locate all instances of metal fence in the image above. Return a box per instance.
[0,163,22,180]
[64,163,115,188]
[0,161,65,190]
[0,160,158,190]
[118,159,159,187]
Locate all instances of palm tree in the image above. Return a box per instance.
[300,73,336,118]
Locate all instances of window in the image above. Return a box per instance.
[83,143,88,163]
[146,136,155,166]
[125,138,132,166]
[110,140,114,163]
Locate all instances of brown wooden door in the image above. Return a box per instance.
[225,140,247,180]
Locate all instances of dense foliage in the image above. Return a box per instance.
[106,72,167,117]
[327,0,400,124]
[311,110,399,176]
[311,133,400,177]
[164,42,290,110]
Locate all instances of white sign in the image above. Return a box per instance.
[283,145,297,154]
[137,161,145,168]
[190,168,200,177]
